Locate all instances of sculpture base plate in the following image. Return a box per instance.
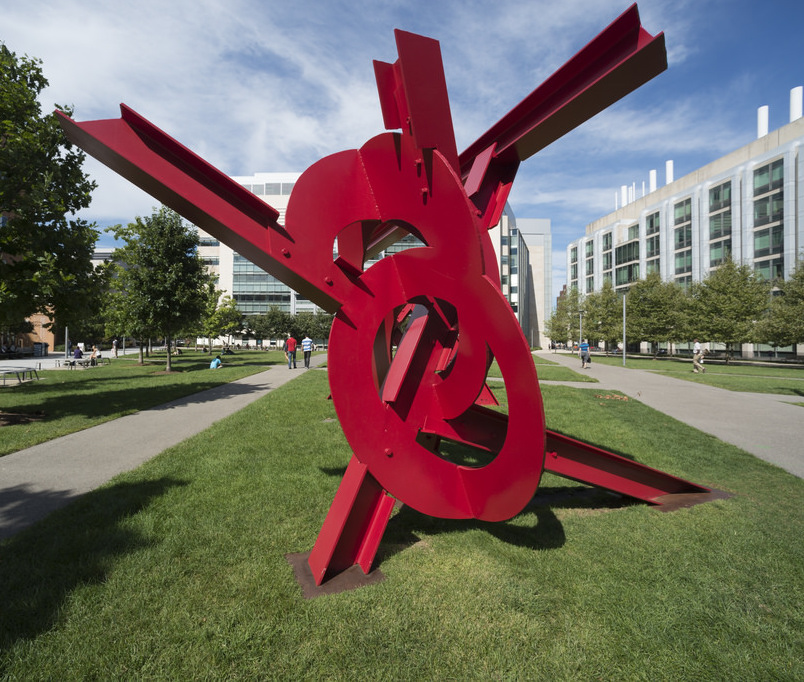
[286,552,385,599]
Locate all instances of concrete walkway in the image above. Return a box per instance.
[0,355,327,540]
[538,350,804,480]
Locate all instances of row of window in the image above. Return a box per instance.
[574,157,786,291]
[241,182,295,196]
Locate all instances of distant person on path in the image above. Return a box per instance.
[283,335,297,369]
[112,338,118,358]
[692,339,705,373]
[302,335,314,369]
[579,339,591,369]
[210,355,222,369]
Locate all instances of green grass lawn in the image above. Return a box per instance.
[0,350,286,457]
[589,354,804,396]
[1,371,801,679]
[489,354,598,383]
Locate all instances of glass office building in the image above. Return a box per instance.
[566,89,804,355]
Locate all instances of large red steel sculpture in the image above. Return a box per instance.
[59,5,717,587]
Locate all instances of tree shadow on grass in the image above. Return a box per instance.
[0,477,187,651]
[1,375,272,426]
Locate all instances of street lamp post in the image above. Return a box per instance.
[579,310,585,347]
[622,293,626,366]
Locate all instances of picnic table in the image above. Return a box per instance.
[66,356,109,369]
[0,366,39,385]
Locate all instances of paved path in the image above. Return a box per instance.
[0,356,326,540]
[538,350,804,480]
[3,350,801,540]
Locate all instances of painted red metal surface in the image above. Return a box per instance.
[58,4,710,588]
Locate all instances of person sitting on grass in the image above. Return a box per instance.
[210,355,222,370]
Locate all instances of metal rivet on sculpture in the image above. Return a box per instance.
[59,5,721,588]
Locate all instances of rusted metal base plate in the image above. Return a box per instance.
[286,552,385,599]
[654,488,734,512]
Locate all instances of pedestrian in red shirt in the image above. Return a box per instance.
[283,335,297,369]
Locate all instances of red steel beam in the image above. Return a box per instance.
[544,430,710,506]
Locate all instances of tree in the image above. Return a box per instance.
[545,287,583,347]
[584,280,621,351]
[757,257,804,351]
[204,295,243,348]
[690,259,770,358]
[1,43,102,334]
[248,307,293,344]
[106,207,212,371]
[625,272,686,355]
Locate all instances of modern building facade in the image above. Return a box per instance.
[568,88,804,299]
[569,89,804,299]
[199,172,553,348]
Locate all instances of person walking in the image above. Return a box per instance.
[579,339,591,369]
[301,335,314,369]
[283,335,297,369]
[692,339,705,373]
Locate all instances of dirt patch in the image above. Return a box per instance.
[0,410,46,427]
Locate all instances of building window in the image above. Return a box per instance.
[674,225,692,249]
[645,258,660,275]
[615,241,639,264]
[646,211,660,235]
[754,225,784,258]
[615,263,639,287]
[753,159,783,196]
[674,250,692,275]
[709,239,731,267]
[627,224,639,241]
[755,257,784,281]
[586,276,594,293]
[709,181,731,212]
[646,234,660,259]
[603,252,613,270]
[753,159,784,275]
[753,192,783,227]
[570,247,578,263]
[710,212,732,239]
[602,232,612,250]
[585,241,594,257]
[674,198,692,225]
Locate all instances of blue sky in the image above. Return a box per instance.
[4,0,804,301]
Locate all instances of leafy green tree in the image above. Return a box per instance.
[625,272,686,355]
[248,307,292,345]
[106,207,212,371]
[689,259,770,359]
[546,287,583,347]
[1,43,102,334]
[205,295,243,348]
[757,257,804,350]
[584,280,621,351]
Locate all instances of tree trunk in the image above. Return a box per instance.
[166,334,172,372]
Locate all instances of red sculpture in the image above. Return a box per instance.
[59,5,717,589]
